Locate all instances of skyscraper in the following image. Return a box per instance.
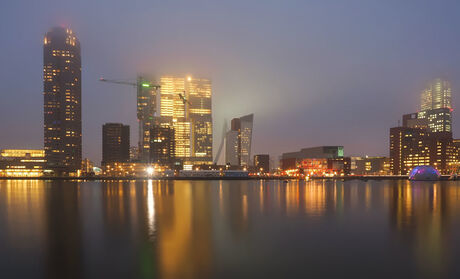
[389,126,458,175]
[102,123,130,165]
[159,76,212,165]
[137,76,160,162]
[421,78,452,111]
[188,78,213,164]
[418,78,453,133]
[239,114,254,166]
[224,114,254,167]
[418,108,452,133]
[225,130,239,166]
[43,27,81,174]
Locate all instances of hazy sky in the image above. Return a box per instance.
[1,0,460,164]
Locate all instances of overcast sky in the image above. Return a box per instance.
[1,0,460,164]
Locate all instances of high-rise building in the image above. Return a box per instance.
[418,108,452,133]
[43,27,81,174]
[188,78,213,164]
[421,78,452,111]
[137,76,160,162]
[389,126,458,175]
[159,76,212,165]
[224,114,254,167]
[254,154,270,173]
[225,130,239,166]
[150,125,175,168]
[418,78,453,133]
[240,114,254,166]
[102,123,130,165]
[402,113,429,129]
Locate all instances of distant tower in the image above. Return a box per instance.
[225,114,254,167]
[421,78,452,111]
[419,78,453,133]
[239,114,254,166]
[43,27,81,174]
[102,123,130,165]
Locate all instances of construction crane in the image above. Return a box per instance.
[100,76,161,162]
[99,77,160,89]
[101,78,190,105]
[178,91,192,105]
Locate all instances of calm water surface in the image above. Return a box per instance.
[1,179,460,279]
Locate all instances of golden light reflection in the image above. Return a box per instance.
[2,180,460,278]
[146,179,155,239]
[0,180,46,249]
[304,183,326,217]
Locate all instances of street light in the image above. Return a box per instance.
[146,167,154,177]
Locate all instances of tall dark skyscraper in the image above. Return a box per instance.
[102,123,130,165]
[43,27,81,174]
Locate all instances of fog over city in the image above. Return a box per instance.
[1,0,460,164]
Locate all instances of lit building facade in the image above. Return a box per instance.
[417,78,453,134]
[421,78,452,111]
[352,156,390,175]
[43,27,81,174]
[0,149,46,177]
[102,162,157,177]
[389,127,459,175]
[159,76,212,165]
[280,146,348,175]
[298,157,351,176]
[102,123,130,165]
[281,146,344,170]
[418,108,452,133]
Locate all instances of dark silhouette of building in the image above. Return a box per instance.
[254,154,270,173]
[150,125,175,168]
[43,27,81,174]
[102,123,130,165]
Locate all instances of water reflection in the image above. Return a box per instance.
[1,180,460,278]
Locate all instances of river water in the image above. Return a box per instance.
[1,179,460,279]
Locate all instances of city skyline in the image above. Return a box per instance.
[1,1,460,165]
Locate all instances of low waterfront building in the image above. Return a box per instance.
[281,146,344,170]
[352,156,390,175]
[0,149,46,177]
[102,162,159,177]
[298,157,351,176]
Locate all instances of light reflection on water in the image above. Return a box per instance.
[1,179,460,278]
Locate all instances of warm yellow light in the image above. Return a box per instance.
[187,76,192,81]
